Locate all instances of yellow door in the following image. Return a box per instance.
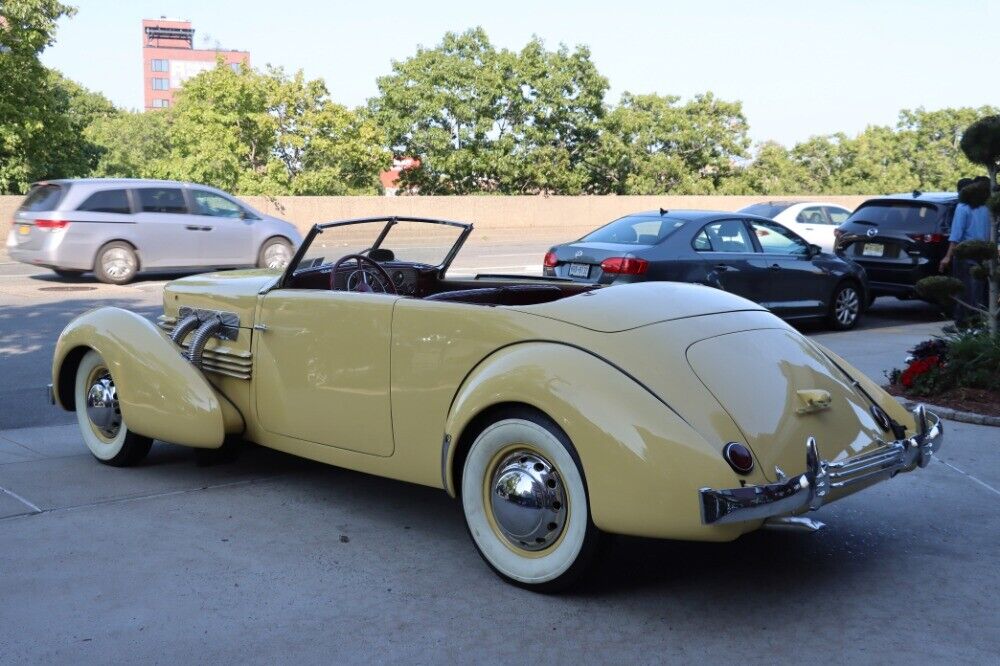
[254,290,397,456]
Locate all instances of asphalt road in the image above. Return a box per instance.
[2,246,997,663]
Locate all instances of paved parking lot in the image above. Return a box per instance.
[1,248,997,663]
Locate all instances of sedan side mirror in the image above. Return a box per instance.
[807,243,822,257]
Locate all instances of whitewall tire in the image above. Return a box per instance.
[461,409,600,591]
[74,350,152,467]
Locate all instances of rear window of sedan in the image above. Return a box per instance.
[846,201,942,229]
[579,215,685,245]
[78,189,132,214]
[738,202,794,218]
[19,184,67,212]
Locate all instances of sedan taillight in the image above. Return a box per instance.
[35,219,70,230]
[600,257,648,275]
[543,251,558,268]
[907,233,946,243]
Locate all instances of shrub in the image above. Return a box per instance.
[954,239,999,263]
[915,275,963,307]
[959,179,990,206]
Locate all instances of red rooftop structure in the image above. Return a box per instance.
[142,18,249,110]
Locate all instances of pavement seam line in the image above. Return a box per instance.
[0,484,43,513]
[0,474,282,522]
[937,458,1000,497]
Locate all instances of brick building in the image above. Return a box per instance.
[142,18,249,110]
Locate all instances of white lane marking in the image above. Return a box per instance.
[0,484,43,513]
[937,458,1000,496]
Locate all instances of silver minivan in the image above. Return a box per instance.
[7,178,302,284]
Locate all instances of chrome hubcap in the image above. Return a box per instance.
[102,248,135,279]
[85,372,121,439]
[489,450,567,551]
[264,243,291,269]
[835,287,859,325]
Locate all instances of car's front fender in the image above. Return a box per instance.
[443,342,766,541]
[52,307,242,448]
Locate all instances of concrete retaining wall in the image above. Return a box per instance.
[1,194,868,248]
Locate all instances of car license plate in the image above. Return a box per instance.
[568,263,590,278]
[18,224,30,236]
[862,243,884,257]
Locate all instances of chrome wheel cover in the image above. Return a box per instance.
[489,450,567,551]
[85,371,121,440]
[263,242,291,269]
[835,287,859,325]
[102,248,135,280]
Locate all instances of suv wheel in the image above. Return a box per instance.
[94,242,138,285]
[828,282,862,330]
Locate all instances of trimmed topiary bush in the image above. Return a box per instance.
[915,275,964,308]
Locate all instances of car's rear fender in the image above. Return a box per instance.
[52,307,243,448]
[443,342,767,542]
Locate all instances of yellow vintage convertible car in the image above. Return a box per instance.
[51,216,943,590]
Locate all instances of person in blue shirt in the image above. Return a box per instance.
[940,179,993,324]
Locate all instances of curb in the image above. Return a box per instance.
[896,397,1000,427]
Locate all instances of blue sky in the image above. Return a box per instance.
[43,0,996,146]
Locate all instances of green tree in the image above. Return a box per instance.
[371,28,608,194]
[591,92,749,194]
[0,0,118,192]
[85,110,172,178]
[164,62,388,194]
[721,141,815,195]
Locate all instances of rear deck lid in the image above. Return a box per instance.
[686,328,885,481]
[513,281,764,332]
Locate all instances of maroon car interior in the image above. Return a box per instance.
[284,259,598,306]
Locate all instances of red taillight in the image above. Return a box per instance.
[543,251,558,268]
[907,233,945,243]
[600,257,648,275]
[722,442,755,475]
[35,219,70,230]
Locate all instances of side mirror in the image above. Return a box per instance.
[807,243,822,257]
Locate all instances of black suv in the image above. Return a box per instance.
[835,192,957,300]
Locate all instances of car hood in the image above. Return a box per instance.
[163,269,278,326]
[513,282,766,332]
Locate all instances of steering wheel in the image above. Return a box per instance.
[329,254,398,295]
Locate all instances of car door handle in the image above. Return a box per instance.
[185,225,201,231]
[713,263,731,271]
[200,225,212,231]
[769,263,781,271]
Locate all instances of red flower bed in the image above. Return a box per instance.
[900,355,941,388]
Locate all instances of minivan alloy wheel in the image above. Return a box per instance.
[263,242,292,269]
[102,248,135,280]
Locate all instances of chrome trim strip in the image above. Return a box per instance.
[700,405,943,525]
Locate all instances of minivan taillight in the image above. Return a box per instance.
[543,251,558,268]
[907,233,945,243]
[35,219,70,230]
[600,257,648,275]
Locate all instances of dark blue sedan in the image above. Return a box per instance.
[543,210,869,330]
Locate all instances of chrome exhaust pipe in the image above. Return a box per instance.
[763,516,826,532]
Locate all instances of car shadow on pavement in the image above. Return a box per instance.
[0,297,161,430]
[27,270,203,285]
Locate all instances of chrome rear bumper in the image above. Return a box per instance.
[700,405,943,525]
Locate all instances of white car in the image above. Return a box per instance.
[738,201,853,252]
